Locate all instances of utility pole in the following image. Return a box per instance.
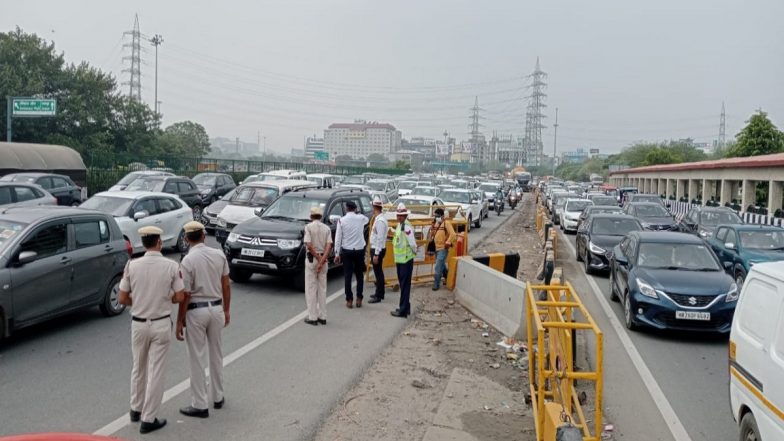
[150,34,163,115]
[257,130,261,154]
[552,107,559,177]
[235,137,240,155]
[719,101,726,151]
[443,130,449,175]
[263,136,267,158]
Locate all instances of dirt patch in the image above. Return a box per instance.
[314,195,542,441]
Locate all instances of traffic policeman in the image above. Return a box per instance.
[368,196,389,304]
[303,206,333,325]
[391,203,417,318]
[118,226,186,434]
[176,221,231,419]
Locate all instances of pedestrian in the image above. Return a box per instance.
[368,196,389,304]
[176,221,231,419]
[118,226,186,434]
[303,206,333,325]
[429,208,456,291]
[391,203,418,318]
[333,200,369,308]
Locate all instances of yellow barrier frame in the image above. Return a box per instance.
[526,282,604,441]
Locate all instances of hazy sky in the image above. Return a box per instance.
[3,0,783,155]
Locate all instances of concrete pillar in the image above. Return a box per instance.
[742,179,756,211]
[666,179,674,199]
[720,180,733,206]
[658,178,666,196]
[676,179,686,200]
[702,179,716,204]
[688,179,699,203]
[769,180,783,213]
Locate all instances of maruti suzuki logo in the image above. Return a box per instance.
[688,297,697,306]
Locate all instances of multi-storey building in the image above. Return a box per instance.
[323,120,402,159]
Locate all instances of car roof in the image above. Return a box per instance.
[193,172,227,177]
[566,198,590,203]
[586,205,622,211]
[746,261,784,280]
[629,231,704,244]
[285,187,369,199]
[240,180,314,190]
[413,185,437,189]
[590,213,638,221]
[727,224,781,232]
[0,205,106,221]
[626,202,664,207]
[4,172,55,178]
[399,195,439,201]
[93,191,178,200]
[366,179,391,183]
[630,193,660,197]
[0,182,41,188]
[441,188,472,193]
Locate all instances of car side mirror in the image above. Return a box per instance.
[725,242,736,251]
[17,250,38,266]
[254,207,265,217]
[723,261,733,270]
[329,214,341,224]
[613,246,628,266]
[133,211,148,221]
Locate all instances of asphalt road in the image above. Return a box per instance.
[0,201,518,439]
[559,229,737,441]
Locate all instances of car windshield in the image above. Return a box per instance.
[478,184,499,192]
[637,243,720,270]
[440,191,471,204]
[117,172,144,186]
[192,175,217,186]
[588,207,623,217]
[262,196,325,221]
[306,177,324,186]
[566,200,591,212]
[592,218,641,235]
[700,210,742,226]
[366,182,387,191]
[634,205,669,217]
[81,196,134,217]
[259,174,286,181]
[231,186,279,206]
[592,196,618,206]
[0,219,28,253]
[398,198,432,215]
[126,178,165,192]
[739,230,784,250]
[220,188,238,200]
[398,181,417,190]
[343,176,364,185]
[412,187,437,197]
[634,196,661,204]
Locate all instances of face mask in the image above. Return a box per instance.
[435,216,442,222]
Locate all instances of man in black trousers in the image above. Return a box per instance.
[333,200,369,308]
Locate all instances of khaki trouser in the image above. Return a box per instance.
[130,319,172,423]
[186,305,225,410]
[305,259,327,321]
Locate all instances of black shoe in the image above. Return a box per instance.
[130,410,141,423]
[368,296,382,304]
[432,286,440,291]
[304,318,319,326]
[140,418,167,434]
[356,298,363,308]
[179,406,209,418]
[391,310,409,318]
[214,398,225,409]
[317,319,327,325]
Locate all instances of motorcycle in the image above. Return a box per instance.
[494,198,504,215]
[508,193,518,209]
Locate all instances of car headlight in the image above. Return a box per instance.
[636,278,660,299]
[725,282,739,302]
[227,232,240,243]
[588,242,606,254]
[217,217,227,227]
[277,239,301,250]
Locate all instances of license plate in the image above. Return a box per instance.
[241,248,265,257]
[675,311,710,321]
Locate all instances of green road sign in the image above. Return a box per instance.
[314,151,329,161]
[12,98,57,117]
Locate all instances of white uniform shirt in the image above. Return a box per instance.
[369,214,389,255]
[120,251,184,319]
[180,243,229,302]
[334,211,368,251]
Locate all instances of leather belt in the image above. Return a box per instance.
[188,299,222,310]
[131,314,170,322]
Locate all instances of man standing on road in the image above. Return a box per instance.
[303,206,333,325]
[368,196,389,304]
[429,208,455,291]
[118,226,186,434]
[176,221,231,419]
[334,200,369,308]
[392,203,417,318]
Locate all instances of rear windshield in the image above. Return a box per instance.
[565,200,591,212]
[126,178,165,192]
[634,205,669,217]
[739,230,784,250]
[231,186,279,206]
[440,191,471,204]
[700,210,742,226]
[592,218,641,236]
[592,196,618,206]
[633,195,661,204]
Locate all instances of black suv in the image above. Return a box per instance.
[0,173,82,206]
[223,188,373,291]
[676,206,743,238]
[125,175,203,218]
[192,173,236,205]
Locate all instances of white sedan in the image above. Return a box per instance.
[80,191,192,254]
[439,189,483,229]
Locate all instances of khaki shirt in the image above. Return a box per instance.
[304,220,333,253]
[431,220,456,251]
[120,251,184,319]
[180,243,229,302]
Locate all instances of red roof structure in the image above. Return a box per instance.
[609,153,784,175]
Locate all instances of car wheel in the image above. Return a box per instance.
[623,292,638,330]
[735,269,746,290]
[584,252,592,275]
[175,230,189,254]
[475,214,482,229]
[99,275,125,317]
[192,205,203,220]
[229,267,252,283]
[740,412,760,441]
[576,242,583,262]
[609,271,620,302]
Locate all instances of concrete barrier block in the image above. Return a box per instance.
[454,258,526,339]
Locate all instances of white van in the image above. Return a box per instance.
[242,169,306,184]
[306,173,336,189]
[729,261,784,441]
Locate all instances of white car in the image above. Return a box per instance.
[410,186,439,198]
[80,191,192,253]
[389,195,446,219]
[397,181,418,197]
[560,199,593,232]
[440,189,483,229]
[365,179,398,202]
[108,170,174,191]
[0,182,58,207]
[477,182,502,204]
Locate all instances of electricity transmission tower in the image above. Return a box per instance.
[523,57,548,166]
[719,102,726,151]
[122,14,142,101]
[468,96,485,167]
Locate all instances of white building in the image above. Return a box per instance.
[304,135,325,159]
[324,120,402,160]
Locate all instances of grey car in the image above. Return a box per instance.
[0,206,130,341]
[0,182,58,207]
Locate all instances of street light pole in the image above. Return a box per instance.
[150,34,163,115]
[443,130,448,175]
[552,107,559,177]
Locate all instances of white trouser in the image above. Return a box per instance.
[185,305,225,409]
[130,318,172,423]
[305,259,327,321]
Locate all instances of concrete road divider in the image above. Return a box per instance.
[470,252,521,278]
[453,257,526,339]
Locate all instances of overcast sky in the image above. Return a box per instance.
[3,0,783,155]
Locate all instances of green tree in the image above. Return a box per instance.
[159,121,211,157]
[726,111,784,157]
[366,153,388,163]
[644,147,678,165]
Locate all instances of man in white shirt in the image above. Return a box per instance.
[368,196,389,304]
[333,200,369,308]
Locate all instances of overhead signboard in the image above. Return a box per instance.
[12,98,57,117]
[314,151,329,161]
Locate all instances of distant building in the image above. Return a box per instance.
[304,135,325,159]
[324,120,402,160]
[561,148,590,164]
[403,137,437,159]
[210,137,259,156]
[492,134,523,166]
[290,148,305,158]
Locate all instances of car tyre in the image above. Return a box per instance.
[175,230,189,254]
[192,205,203,220]
[623,292,638,330]
[735,268,746,290]
[474,214,482,229]
[584,251,593,275]
[99,275,125,317]
[576,243,583,262]
[229,267,253,283]
[739,412,760,441]
[609,271,620,302]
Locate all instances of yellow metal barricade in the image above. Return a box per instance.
[525,282,604,441]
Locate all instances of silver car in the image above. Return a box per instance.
[0,182,57,207]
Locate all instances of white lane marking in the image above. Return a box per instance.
[94,288,347,436]
[560,234,693,441]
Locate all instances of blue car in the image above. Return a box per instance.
[708,224,784,288]
[609,231,738,333]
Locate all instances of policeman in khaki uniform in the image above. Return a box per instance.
[303,206,333,325]
[118,226,186,434]
[176,221,231,418]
